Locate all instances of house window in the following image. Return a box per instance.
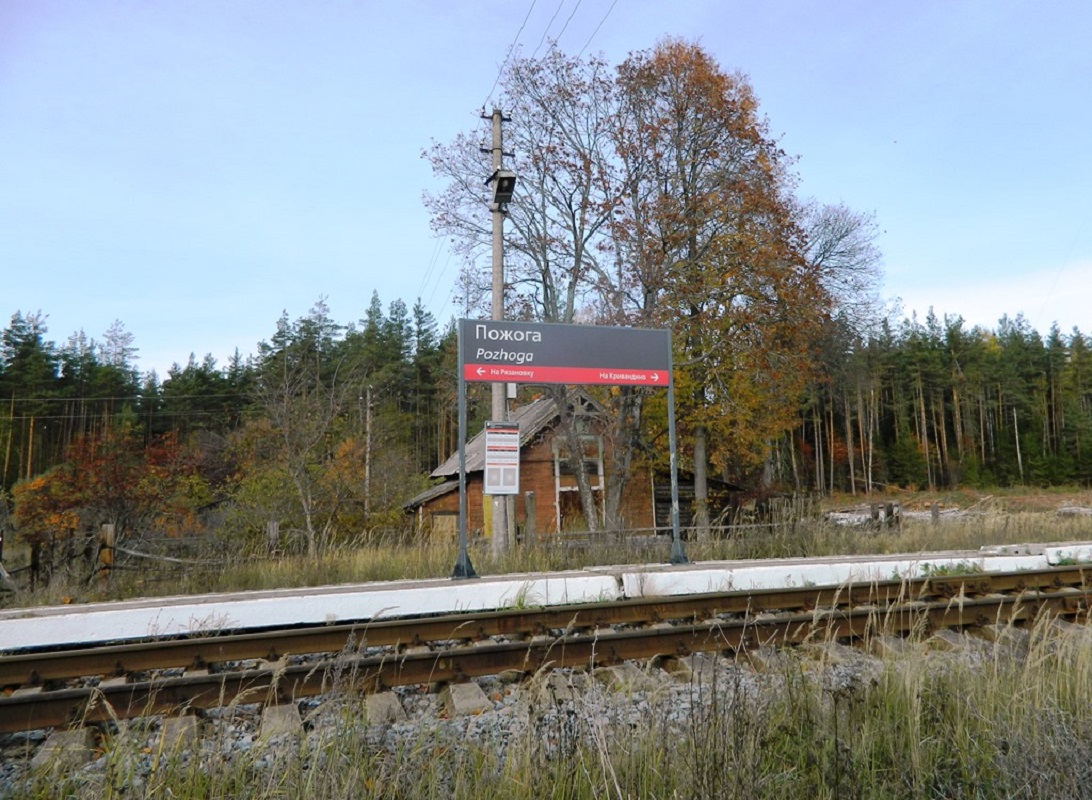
[553,435,603,486]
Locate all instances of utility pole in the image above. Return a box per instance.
[364,383,373,517]
[484,108,511,556]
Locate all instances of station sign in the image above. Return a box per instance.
[458,319,671,387]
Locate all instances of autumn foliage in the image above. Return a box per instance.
[12,423,208,545]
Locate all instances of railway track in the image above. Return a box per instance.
[2,565,1091,736]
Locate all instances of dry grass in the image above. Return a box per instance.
[9,607,1092,799]
[4,488,1092,609]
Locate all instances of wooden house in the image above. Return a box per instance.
[404,394,661,540]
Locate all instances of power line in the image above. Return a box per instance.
[2,392,248,405]
[483,0,538,110]
[1034,212,1088,332]
[577,0,617,56]
[417,236,445,301]
[427,249,457,309]
[2,410,238,422]
[530,0,567,60]
[554,0,582,46]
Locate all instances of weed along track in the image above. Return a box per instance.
[2,564,1091,745]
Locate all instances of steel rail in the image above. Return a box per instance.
[1,585,1090,734]
[1,565,1089,689]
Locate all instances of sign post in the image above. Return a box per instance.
[451,320,686,578]
[453,327,475,578]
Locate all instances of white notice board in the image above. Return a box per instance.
[483,421,520,495]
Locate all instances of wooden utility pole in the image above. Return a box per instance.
[2,394,13,487]
[364,383,373,517]
[24,415,34,480]
[1013,407,1024,483]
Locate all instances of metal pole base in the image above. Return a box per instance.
[452,550,478,580]
[669,540,689,565]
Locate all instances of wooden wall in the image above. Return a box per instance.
[416,429,656,540]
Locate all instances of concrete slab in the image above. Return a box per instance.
[927,629,970,651]
[536,672,586,704]
[4,543,1089,653]
[30,728,95,771]
[157,715,199,754]
[366,692,407,724]
[801,641,864,667]
[592,662,655,691]
[1051,618,1092,639]
[620,553,1051,599]
[977,624,1031,652]
[661,652,721,683]
[744,646,793,673]
[868,635,913,658]
[1046,543,1092,564]
[260,703,303,740]
[441,682,492,716]
[980,544,1045,556]
[0,571,622,651]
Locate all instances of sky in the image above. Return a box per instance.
[2,0,1090,377]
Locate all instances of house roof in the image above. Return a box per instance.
[404,393,600,513]
[430,395,563,478]
[402,479,459,511]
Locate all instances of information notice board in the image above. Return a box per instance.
[483,421,520,495]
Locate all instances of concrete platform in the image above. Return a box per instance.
[2,542,1090,653]
[0,569,622,651]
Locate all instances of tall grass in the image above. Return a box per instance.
[9,610,1092,799]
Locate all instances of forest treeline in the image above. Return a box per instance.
[1,299,1089,554]
[800,311,1092,493]
[0,295,465,556]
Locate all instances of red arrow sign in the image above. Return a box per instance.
[463,364,669,386]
